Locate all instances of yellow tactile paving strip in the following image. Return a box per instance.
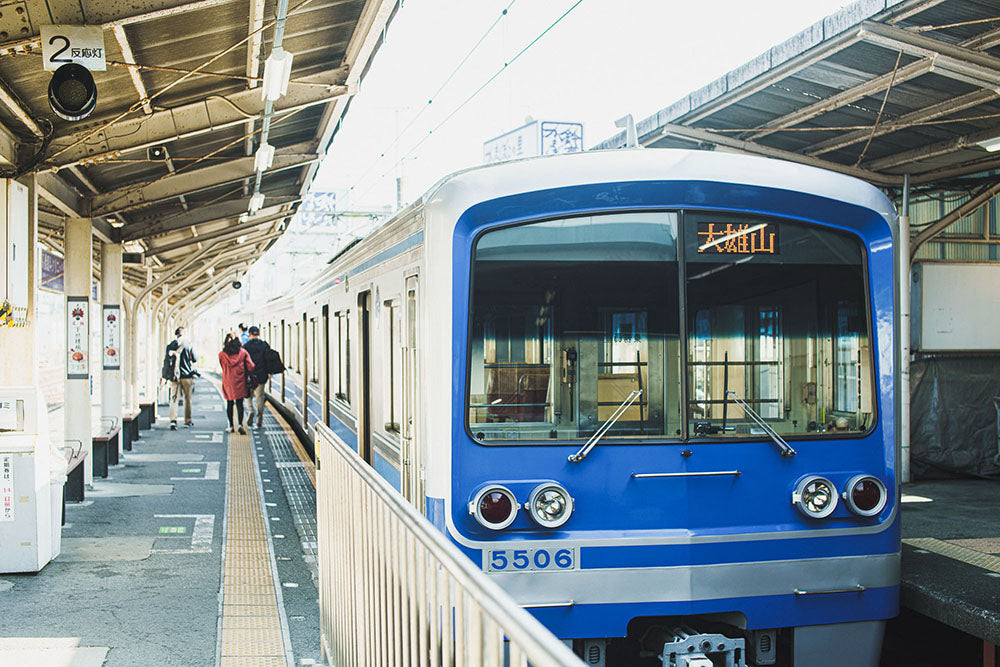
[904,537,1000,573]
[219,430,289,666]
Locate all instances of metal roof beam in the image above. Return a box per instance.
[45,70,346,169]
[91,141,319,216]
[806,89,997,156]
[121,197,298,241]
[35,171,84,217]
[859,22,1000,89]
[648,123,901,186]
[112,26,152,115]
[146,211,290,256]
[754,24,1000,144]
[863,124,1000,171]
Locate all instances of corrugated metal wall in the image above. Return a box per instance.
[910,189,998,262]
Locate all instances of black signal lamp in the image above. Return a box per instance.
[48,63,97,121]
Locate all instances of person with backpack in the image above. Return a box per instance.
[163,327,199,430]
[219,333,253,434]
[243,325,272,429]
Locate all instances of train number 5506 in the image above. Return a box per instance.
[485,547,576,572]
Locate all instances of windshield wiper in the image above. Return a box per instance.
[568,390,642,463]
[724,391,796,458]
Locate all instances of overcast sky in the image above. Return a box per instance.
[312,0,854,211]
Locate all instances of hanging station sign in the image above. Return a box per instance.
[41,25,106,71]
[67,296,88,378]
[103,305,120,370]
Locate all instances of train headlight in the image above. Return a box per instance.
[792,475,838,519]
[470,485,518,530]
[842,475,888,517]
[526,483,574,528]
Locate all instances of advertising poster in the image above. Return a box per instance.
[1,454,13,522]
[103,305,120,370]
[67,296,88,379]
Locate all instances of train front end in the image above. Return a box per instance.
[435,151,899,667]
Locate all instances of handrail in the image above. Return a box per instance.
[314,422,584,667]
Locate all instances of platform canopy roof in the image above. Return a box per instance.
[595,0,1000,254]
[5,0,397,310]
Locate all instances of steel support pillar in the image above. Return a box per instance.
[900,175,911,484]
[64,217,92,486]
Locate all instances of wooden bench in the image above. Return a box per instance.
[91,419,121,478]
[122,409,140,450]
[138,402,154,430]
[63,441,89,524]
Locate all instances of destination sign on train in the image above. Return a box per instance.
[697,222,779,255]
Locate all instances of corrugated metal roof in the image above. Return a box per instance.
[596,0,1000,261]
[2,0,399,314]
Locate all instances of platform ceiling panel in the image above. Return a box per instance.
[6,0,398,310]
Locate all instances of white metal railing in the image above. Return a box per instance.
[315,422,584,667]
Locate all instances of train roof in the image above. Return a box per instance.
[422,148,897,227]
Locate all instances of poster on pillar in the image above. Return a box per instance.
[103,305,120,370]
[67,296,88,379]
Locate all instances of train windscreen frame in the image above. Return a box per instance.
[466,210,874,443]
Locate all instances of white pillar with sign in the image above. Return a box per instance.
[65,217,92,486]
[101,243,122,450]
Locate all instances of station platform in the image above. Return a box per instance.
[884,479,1000,666]
[0,379,320,666]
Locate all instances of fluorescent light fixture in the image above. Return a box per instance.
[249,192,265,214]
[977,137,1000,152]
[238,213,249,223]
[254,142,275,171]
[261,47,294,102]
[236,235,247,244]
[107,217,125,228]
[206,266,215,276]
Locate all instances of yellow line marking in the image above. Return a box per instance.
[264,402,316,488]
[219,430,287,661]
[904,537,1000,574]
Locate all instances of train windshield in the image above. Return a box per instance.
[467,211,874,443]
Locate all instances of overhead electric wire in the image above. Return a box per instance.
[345,0,518,200]
[350,0,584,206]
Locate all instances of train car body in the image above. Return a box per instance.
[248,149,899,667]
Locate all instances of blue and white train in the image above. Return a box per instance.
[244,149,899,667]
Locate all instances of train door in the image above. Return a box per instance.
[301,312,308,422]
[401,275,423,511]
[358,290,373,465]
[280,319,286,402]
[322,304,330,426]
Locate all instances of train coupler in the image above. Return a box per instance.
[658,625,746,667]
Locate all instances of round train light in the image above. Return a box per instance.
[470,485,517,530]
[48,63,97,121]
[792,476,838,519]
[526,483,574,528]
[843,475,887,517]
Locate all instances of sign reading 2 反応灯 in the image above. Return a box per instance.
[41,25,106,71]
[103,305,120,370]
[67,296,88,379]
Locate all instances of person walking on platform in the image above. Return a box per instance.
[163,326,199,430]
[219,333,254,434]
[243,326,271,429]
[238,322,250,345]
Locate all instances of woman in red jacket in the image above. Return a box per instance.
[219,334,254,434]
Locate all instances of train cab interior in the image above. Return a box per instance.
[467,211,875,443]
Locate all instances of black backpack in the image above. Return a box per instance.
[161,345,177,380]
[264,348,285,375]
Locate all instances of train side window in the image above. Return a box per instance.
[684,213,874,438]
[468,212,681,442]
[384,300,402,433]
